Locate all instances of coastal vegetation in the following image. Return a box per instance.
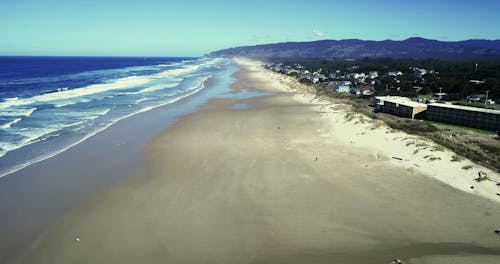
[278,57,500,100]
[315,89,500,172]
[334,93,499,169]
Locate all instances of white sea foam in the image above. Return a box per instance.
[165,91,180,97]
[0,125,67,159]
[0,75,151,109]
[97,108,112,116]
[186,75,211,92]
[139,82,180,93]
[0,74,214,178]
[154,64,201,78]
[134,98,153,104]
[3,97,19,102]
[54,102,74,108]
[0,118,22,129]
[65,120,86,128]
[84,109,112,121]
[0,59,219,111]
[0,107,110,159]
[157,63,179,68]
[72,125,87,131]
[116,76,210,124]
[122,82,180,95]
[0,107,37,117]
[54,98,92,108]
[96,95,114,100]
[0,59,222,178]
[24,107,37,116]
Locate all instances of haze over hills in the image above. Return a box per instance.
[208,37,500,60]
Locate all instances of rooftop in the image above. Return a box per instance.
[429,103,500,115]
[375,96,428,108]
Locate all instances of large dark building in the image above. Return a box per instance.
[426,103,500,131]
[374,96,428,119]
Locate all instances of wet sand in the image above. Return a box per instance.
[0,73,236,264]
[17,60,500,264]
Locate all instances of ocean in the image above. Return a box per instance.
[0,56,229,177]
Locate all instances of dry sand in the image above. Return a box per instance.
[18,59,500,264]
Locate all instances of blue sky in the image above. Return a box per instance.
[1,0,499,56]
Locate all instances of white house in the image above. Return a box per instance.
[349,73,366,81]
[368,71,379,79]
[335,84,351,93]
[413,68,427,78]
[387,71,403,77]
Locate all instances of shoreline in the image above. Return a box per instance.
[14,58,500,264]
[0,63,238,264]
[0,69,213,179]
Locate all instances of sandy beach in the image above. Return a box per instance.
[17,59,500,264]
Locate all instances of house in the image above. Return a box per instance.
[333,82,351,93]
[368,71,379,79]
[349,86,374,96]
[387,71,403,77]
[335,85,350,93]
[360,86,374,96]
[374,96,428,119]
[413,68,427,78]
[284,69,300,75]
[349,73,366,82]
[426,103,500,131]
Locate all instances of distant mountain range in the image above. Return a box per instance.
[208,37,500,60]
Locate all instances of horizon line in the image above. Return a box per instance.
[0,55,203,58]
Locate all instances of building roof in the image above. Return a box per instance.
[429,103,500,115]
[375,96,427,108]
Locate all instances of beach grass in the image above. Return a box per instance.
[310,87,499,171]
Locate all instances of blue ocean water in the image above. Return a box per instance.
[0,56,229,177]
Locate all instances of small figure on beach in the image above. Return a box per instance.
[474,171,489,182]
[75,236,80,242]
[495,230,500,235]
[315,157,318,161]
[392,259,404,264]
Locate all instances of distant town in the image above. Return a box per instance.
[265,58,500,132]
